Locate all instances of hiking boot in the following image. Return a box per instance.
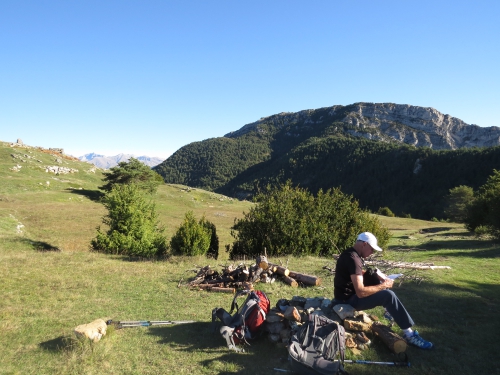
[404,330,434,350]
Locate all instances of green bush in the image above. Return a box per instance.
[229,181,390,258]
[377,206,395,217]
[91,184,168,258]
[170,211,213,256]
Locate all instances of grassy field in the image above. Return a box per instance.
[1,141,499,374]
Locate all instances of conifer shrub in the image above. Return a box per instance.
[170,211,215,256]
[229,181,390,258]
[444,185,475,223]
[465,169,500,239]
[99,157,164,194]
[91,184,168,258]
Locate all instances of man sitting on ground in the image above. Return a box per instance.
[334,232,434,349]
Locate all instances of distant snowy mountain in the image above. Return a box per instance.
[79,153,164,169]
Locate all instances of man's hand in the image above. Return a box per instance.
[382,277,394,289]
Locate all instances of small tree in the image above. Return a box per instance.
[444,185,475,223]
[204,220,220,259]
[91,184,168,258]
[465,170,500,238]
[170,211,213,256]
[99,157,164,193]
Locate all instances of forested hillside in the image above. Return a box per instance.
[154,103,500,220]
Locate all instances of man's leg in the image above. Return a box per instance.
[347,289,414,329]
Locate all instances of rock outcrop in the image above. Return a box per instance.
[226,102,500,150]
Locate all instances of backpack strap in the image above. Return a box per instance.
[229,290,250,314]
[219,325,245,352]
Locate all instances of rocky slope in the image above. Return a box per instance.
[227,103,500,150]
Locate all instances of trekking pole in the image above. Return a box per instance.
[342,352,410,367]
[343,359,410,367]
[106,320,196,329]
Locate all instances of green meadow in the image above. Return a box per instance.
[1,141,499,374]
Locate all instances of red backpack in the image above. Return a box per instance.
[212,290,270,352]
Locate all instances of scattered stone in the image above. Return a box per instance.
[74,319,107,342]
[332,304,355,320]
[266,309,285,323]
[10,165,22,172]
[304,297,323,310]
[344,318,372,332]
[44,166,79,174]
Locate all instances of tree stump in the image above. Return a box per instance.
[256,255,269,270]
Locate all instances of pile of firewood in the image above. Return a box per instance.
[184,255,322,293]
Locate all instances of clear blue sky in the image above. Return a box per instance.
[1,1,499,159]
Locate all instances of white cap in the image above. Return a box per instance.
[357,232,382,251]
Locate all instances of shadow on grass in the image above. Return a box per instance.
[418,227,456,234]
[147,322,289,374]
[67,188,104,202]
[389,237,499,258]
[15,238,61,252]
[379,279,500,375]
[39,335,78,352]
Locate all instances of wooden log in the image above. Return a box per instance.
[371,322,407,354]
[197,284,235,293]
[364,259,451,270]
[281,275,298,287]
[210,287,236,294]
[343,319,372,333]
[196,283,222,289]
[287,271,321,286]
[269,263,289,276]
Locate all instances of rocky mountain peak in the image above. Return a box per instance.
[226,102,500,150]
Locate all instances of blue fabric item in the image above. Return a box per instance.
[346,289,414,330]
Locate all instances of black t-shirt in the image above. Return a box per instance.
[334,247,364,301]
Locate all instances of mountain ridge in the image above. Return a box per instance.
[153,102,500,219]
[225,102,500,149]
[79,153,164,169]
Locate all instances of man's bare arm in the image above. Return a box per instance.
[351,274,393,298]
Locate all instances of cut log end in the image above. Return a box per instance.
[371,323,407,354]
